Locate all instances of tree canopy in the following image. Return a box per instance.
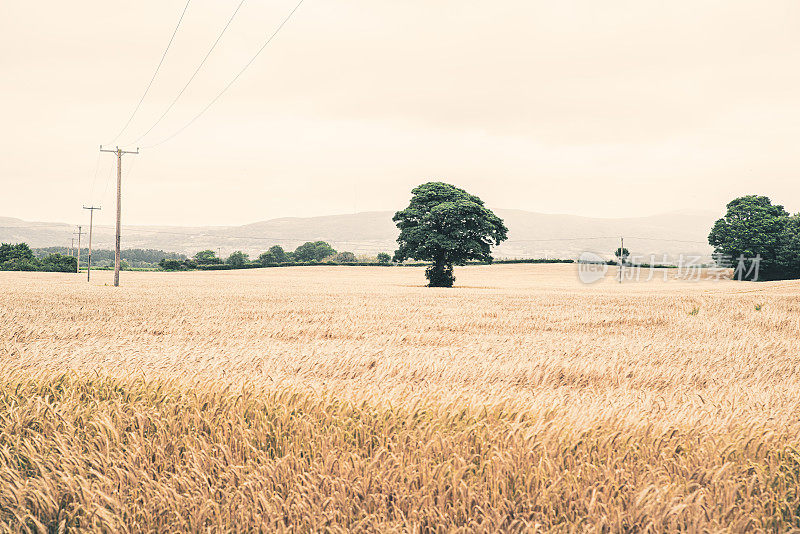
[194,250,222,265]
[614,247,630,263]
[226,251,249,268]
[292,241,336,263]
[393,182,507,287]
[1,243,77,272]
[708,195,800,281]
[259,245,288,265]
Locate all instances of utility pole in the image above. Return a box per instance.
[100,145,138,287]
[74,226,84,273]
[618,236,624,283]
[83,205,101,282]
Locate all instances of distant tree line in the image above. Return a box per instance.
[159,242,381,271]
[1,243,76,272]
[33,247,186,269]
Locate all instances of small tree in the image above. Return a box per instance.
[614,247,630,264]
[226,251,249,269]
[258,245,288,266]
[194,249,222,265]
[376,252,392,264]
[393,182,507,287]
[293,241,336,263]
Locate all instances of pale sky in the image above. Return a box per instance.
[1,1,799,227]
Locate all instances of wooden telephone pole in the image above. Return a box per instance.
[100,146,138,287]
[83,205,101,281]
[73,226,84,273]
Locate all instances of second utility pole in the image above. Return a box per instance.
[74,226,84,273]
[100,145,138,287]
[83,205,101,282]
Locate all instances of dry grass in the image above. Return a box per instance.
[1,264,799,532]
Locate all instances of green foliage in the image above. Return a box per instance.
[1,243,38,271]
[292,241,336,263]
[159,259,184,271]
[614,247,630,263]
[34,248,185,268]
[776,214,800,280]
[40,253,77,273]
[1,243,78,272]
[258,245,288,266]
[194,250,223,265]
[393,182,508,287]
[708,195,800,281]
[226,251,249,268]
[376,252,392,264]
[0,242,35,265]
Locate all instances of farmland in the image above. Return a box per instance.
[1,264,800,531]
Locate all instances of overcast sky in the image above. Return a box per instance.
[1,0,799,227]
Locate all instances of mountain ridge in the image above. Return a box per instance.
[0,209,717,260]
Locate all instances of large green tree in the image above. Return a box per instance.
[776,214,800,280]
[708,195,797,281]
[393,182,508,287]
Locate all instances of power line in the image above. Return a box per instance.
[94,149,117,210]
[127,0,247,147]
[87,152,102,206]
[141,0,306,149]
[511,236,709,245]
[107,0,192,146]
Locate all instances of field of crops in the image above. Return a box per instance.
[2,264,800,532]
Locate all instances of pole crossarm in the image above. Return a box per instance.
[100,146,140,155]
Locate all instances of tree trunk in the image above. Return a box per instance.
[425,256,455,287]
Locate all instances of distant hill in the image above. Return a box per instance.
[0,209,717,261]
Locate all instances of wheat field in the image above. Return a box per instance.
[1,264,799,532]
